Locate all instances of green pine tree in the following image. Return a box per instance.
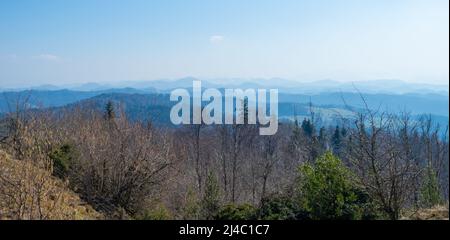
[420,165,442,208]
[201,172,221,220]
[104,101,115,120]
[331,126,342,155]
[301,119,314,137]
[182,187,200,220]
[49,144,76,179]
[297,151,373,220]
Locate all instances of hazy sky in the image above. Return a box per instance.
[0,0,448,88]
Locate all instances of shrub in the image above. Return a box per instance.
[297,151,375,220]
[258,195,298,220]
[49,144,76,179]
[182,187,200,220]
[215,204,257,220]
[138,203,172,220]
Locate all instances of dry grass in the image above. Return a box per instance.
[402,205,449,220]
[0,150,102,220]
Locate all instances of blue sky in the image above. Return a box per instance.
[0,0,448,88]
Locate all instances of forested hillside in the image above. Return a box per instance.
[2,90,448,130]
[0,98,447,220]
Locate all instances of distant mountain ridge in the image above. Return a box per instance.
[1,87,448,117]
[0,88,153,112]
[2,78,448,96]
[1,77,448,130]
[47,92,450,130]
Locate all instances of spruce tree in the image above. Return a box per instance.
[318,127,328,151]
[331,126,341,155]
[104,101,115,120]
[201,172,221,220]
[301,119,314,137]
[182,187,200,220]
[301,119,310,137]
[420,165,442,208]
[297,152,371,219]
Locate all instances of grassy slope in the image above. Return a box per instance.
[0,150,102,220]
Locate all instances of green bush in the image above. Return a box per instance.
[138,203,172,220]
[182,187,200,220]
[215,204,257,220]
[49,144,76,179]
[297,151,375,220]
[258,195,298,220]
